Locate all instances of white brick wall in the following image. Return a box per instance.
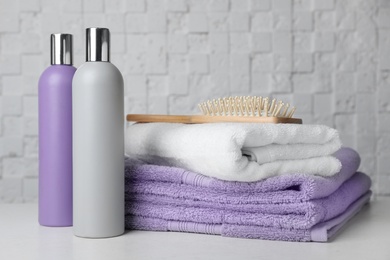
[0,0,389,202]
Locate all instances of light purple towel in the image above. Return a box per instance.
[125,172,371,229]
[125,192,371,242]
[124,147,371,241]
[125,147,360,203]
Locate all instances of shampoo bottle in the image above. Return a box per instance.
[38,34,76,226]
[72,28,124,238]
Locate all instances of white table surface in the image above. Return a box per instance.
[1,197,390,260]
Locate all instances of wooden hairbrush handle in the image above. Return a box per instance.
[126,114,303,124]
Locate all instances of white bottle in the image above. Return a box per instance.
[72,28,124,238]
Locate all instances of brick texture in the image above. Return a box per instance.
[0,0,389,202]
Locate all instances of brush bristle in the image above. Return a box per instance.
[198,96,296,118]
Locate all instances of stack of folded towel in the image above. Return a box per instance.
[124,123,372,242]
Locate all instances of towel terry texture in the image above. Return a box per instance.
[124,147,372,242]
[125,123,342,182]
[126,192,370,242]
[125,172,371,229]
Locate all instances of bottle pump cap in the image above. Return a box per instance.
[86,28,110,62]
[51,34,73,65]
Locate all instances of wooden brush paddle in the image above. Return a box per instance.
[127,96,302,124]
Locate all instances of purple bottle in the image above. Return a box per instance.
[38,34,76,226]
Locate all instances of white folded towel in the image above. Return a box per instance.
[125,123,342,182]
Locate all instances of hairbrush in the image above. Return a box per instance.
[127,96,302,124]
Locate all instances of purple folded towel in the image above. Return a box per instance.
[125,172,371,229]
[124,147,372,241]
[125,147,360,203]
[125,192,371,242]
